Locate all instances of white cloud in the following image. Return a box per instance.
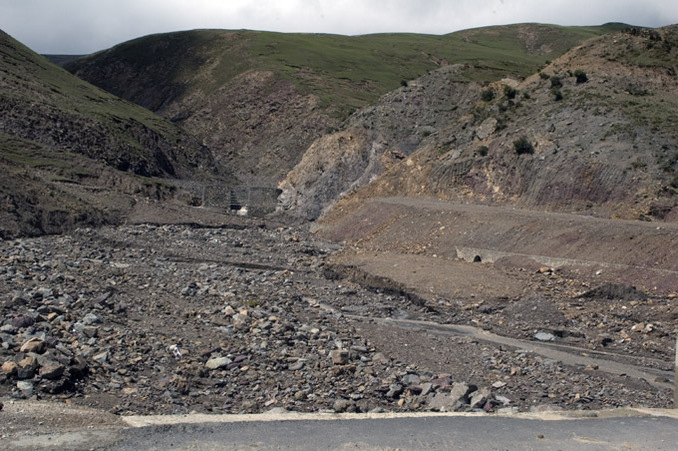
[0,0,676,53]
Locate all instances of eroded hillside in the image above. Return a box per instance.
[66,25,623,187]
[284,26,678,222]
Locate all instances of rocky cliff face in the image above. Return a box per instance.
[282,27,678,221]
[279,65,481,219]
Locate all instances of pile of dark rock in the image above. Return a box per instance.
[0,223,507,415]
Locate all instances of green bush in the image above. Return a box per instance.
[550,76,563,88]
[552,89,563,101]
[481,88,495,102]
[476,146,489,157]
[513,136,535,155]
[574,69,588,84]
[400,79,408,87]
[503,85,517,99]
[539,72,550,80]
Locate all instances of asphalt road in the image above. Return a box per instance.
[5,409,678,450]
[115,413,678,450]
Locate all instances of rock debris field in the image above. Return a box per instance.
[0,214,674,416]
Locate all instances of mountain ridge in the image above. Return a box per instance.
[65,23,626,187]
[0,29,231,238]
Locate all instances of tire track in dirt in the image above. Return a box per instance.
[317,302,674,390]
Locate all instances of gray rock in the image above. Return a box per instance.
[83,313,101,325]
[288,360,305,371]
[0,324,16,334]
[428,381,476,411]
[16,365,35,380]
[428,392,463,412]
[469,387,491,409]
[39,362,66,380]
[495,395,511,406]
[20,337,45,354]
[449,382,473,403]
[72,322,86,334]
[17,380,34,396]
[330,349,349,365]
[386,383,403,398]
[401,374,421,386]
[92,351,109,364]
[82,326,99,338]
[206,357,232,370]
[333,398,356,413]
[534,331,556,341]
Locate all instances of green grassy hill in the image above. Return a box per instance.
[0,30,230,237]
[67,23,626,186]
[69,23,627,115]
[0,30,221,178]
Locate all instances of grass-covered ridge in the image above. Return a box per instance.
[0,29,220,178]
[68,23,627,117]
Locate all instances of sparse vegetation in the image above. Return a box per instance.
[513,136,535,154]
[503,85,517,99]
[539,72,550,80]
[553,89,564,101]
[481,88,495,102]
[69,23,628,125]
[574,69,588,84]
[476,146,489,157]
[550,76,563,88]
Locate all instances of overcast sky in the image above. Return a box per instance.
[2,0,677,54]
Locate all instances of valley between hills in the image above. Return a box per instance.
[1,21,678,427]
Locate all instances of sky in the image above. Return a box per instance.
[1,0,677,54]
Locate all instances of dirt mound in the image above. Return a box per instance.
[579,284,648,301]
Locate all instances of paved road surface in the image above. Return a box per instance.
[6,409,678,450]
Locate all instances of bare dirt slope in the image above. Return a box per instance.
[318,197,678,369]
[282,26,678,221]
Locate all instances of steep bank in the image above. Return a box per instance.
[283,26,678,221]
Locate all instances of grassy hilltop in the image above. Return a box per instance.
[67,23,626,185]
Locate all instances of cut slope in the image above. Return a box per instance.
[285,26,678,221]
[66,24,623,186]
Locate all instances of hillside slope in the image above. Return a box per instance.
[66,24,624,187]
[284,26,678,221]
[0,30,227,238]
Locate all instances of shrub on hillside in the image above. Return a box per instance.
[513,136,535,155]
[550,76,563,88]
[503,85,517,99]
[552,88,564,101]
[481,88,495,102]
[574,69,588,84]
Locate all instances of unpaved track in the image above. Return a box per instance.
[319,197,678,294]
[316,300,673,390]
[351,315,673,390]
